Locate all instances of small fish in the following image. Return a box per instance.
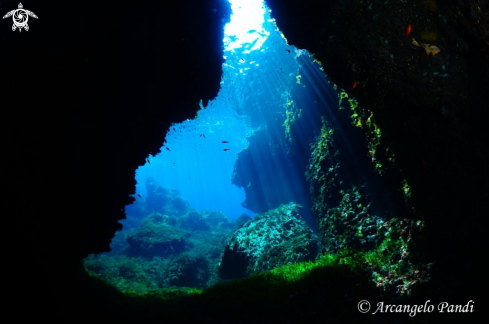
[166,147,170,151]
[352,81,357,90]
[240,58,245,62]
[285,49,290,53]
[224,149,230,151]
[406,24,412,39]
[173,162,176,164]
[222,141,229,143]
[147,159,150,164]
[200,134,202,137]
[203,134,205,138]
[173,128,175,131]
[138,194,141,198]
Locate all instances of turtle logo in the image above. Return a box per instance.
[3,3,38,32]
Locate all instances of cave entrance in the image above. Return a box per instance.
[85,0,342,291]
[132,0,270,221]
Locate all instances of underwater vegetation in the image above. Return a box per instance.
[81,245,439,323]
[304,100,430,296]
[87,201,322,294]
[125,213,186,258]
[219,203,320,280]
[85,178,239,291]
[283,98,302,152]
[80,2,486,320]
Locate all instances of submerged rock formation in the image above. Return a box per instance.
[125,213,185,258]
[163,252,210,289]
[9,0,487,320]
[265,0,487,301]
[97,180,240,289]
[145,177,193,217]
[218,203,320,280]
[178,209,235,232]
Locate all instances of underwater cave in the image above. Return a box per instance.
[86,0,334,290]
[6,0,487,322]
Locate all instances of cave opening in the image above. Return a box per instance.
[84,0,351,291]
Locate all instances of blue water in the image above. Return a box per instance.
[122,1,272,223]
[121,0,333,230]
[134,104,255,220]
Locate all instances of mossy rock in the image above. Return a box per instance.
[126,213,185,258]
[218,203,320,279]
[163,253,210,289]
[179,211,211,231]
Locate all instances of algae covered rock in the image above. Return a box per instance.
[179,209,235,232]
[179,210,211,231]
[126,213,185,258]
[163,252,210,288]
[218,202,320,279]
[201,209,235,230]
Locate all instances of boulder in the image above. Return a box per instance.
[125,213,185,258]
[179,210,211,232]
[218,202,320,279]
[201,209,235,230]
